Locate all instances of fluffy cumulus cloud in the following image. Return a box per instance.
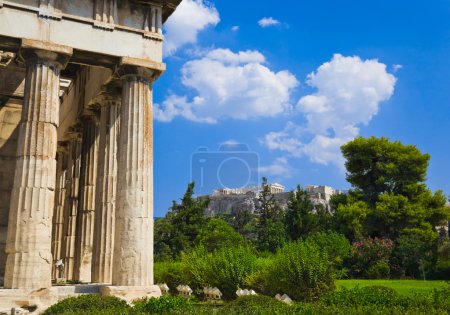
[259,157,293,179]
[263,54,397,168]
[164,0,220,56]
[154,48,299,123]
[258,17,281,28]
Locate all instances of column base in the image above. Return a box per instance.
[100,285,161,303]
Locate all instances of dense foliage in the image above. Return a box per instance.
[47,285,450,315]
[248,241,335,300]
[155,182,209,260]
[256,177,287,253]
[150,136,450,307]
[42,295,134,315]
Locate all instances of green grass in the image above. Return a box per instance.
[337,279,449,295]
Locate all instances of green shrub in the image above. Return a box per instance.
[249,241,335,301]
[306,231,351,271]
[323,286,399,307]
[395,234,436,278]
[366,261,391,279]
[195,219,247,252]
[204,246,258,299]
[154,260,185,291]
[133,295,194,314]
[350,237,394,278]
[181,245,258,299]
[322,285,450,314]
[219,295,289,315]
[42,295,133,315]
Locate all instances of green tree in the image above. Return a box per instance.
[339,137,450,241]
[256,177,286,252]
[233,207,254,234]
[341,136,430,204]
[154,182,210,260]
[335,200,370,241]
[285,185,317,241]
[195,219,246,252]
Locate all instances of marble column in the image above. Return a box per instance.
[61,133,82,280]
[101,64,160,300]
[74,114,99,282]
[4,43,72,289]
[51,146,68,280]
[92,92,120,284]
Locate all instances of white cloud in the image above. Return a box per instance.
[263,54,397,168]
[258,17,281,28]
[231,26,240,32]
[164,0,220,56]
[393,64,403,73]
[259,157,293,178]
[205,48,266,65]
[154,48,299,123]
[262,122,304,157]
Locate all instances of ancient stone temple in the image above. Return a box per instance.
[0,0,181,311]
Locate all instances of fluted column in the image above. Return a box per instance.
[74,114,99,282]
[51,146,68,280]
[112,70,154,287]
[61,133,82,280]
[92,92,120,284]
[4,42,72,289]
[99,64,161,301]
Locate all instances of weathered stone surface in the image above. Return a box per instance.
[61,135,82,281]
[112,73,154,286]
[0,102,21,282]
[100,285,161,303]
[51,148,67,280]
[91,93,120,284]
[74,115,99,283]
[4,46,70,289]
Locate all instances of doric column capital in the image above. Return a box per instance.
[57,142,69,153]
[116,57,165,82]
[80,110,100,124]
[96,82,122,107]
[18,39,73,70]
[65,127,83,141]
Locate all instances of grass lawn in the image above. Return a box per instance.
[337,279,449,295]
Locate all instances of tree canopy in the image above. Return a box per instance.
[341,136,430,204]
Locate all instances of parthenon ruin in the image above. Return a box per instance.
[0,0,181,309]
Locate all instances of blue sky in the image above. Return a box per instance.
[152,0,450,217]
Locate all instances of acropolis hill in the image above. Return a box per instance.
[201,184,346,217]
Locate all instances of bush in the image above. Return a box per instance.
[322,285,450,314]
[395,234,436,278]
[42,295,133,315]
[249,241,335,301]
[350,237,394,278]
[306,232,351,271]
[323,286,399,307]
[432,237,450,279]
[366,261,391,279]
[181,245,258,299]
[154,261,185,291]
[195,219,247,252]
[133,295,194,315]
[219,295,289,315]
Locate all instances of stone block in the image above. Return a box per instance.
[100,285,161,303]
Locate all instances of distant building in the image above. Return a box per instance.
[213,183,285,196]
[204,183,344,217]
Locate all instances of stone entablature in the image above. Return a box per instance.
[0,0,180,65]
